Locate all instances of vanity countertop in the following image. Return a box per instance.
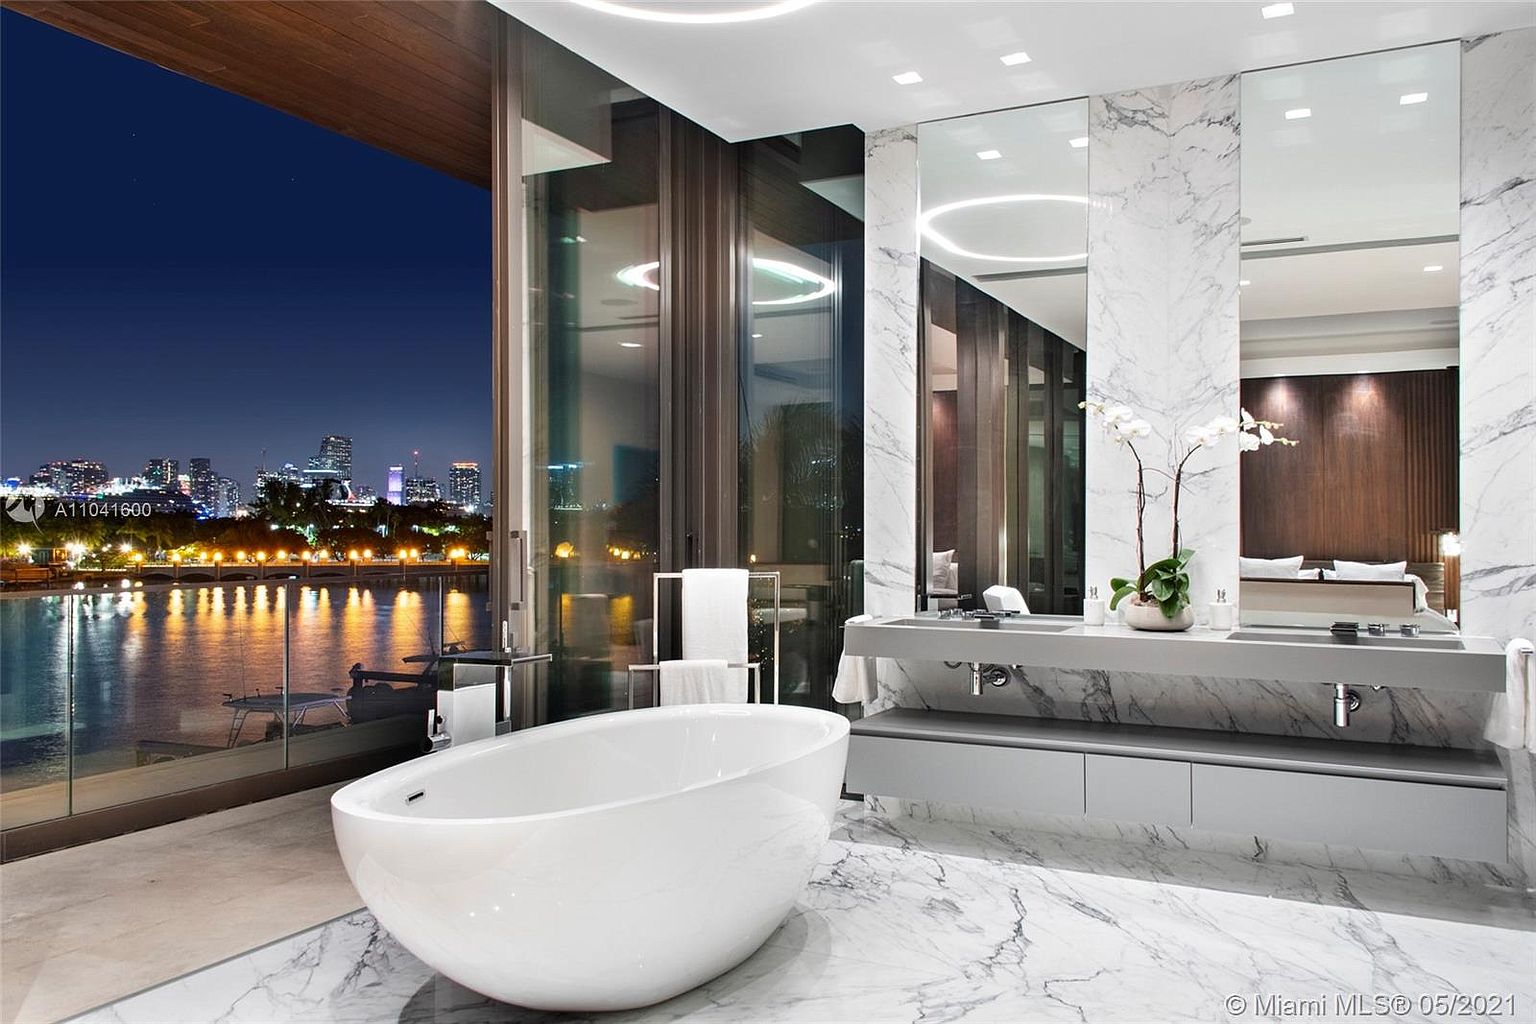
[844,616,1507,693]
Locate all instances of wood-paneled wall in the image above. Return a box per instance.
[1241,369,1458,564]
[4,1,496,187]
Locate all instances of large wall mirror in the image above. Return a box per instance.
[917,100,1089,614]
[1238,42,1462,628]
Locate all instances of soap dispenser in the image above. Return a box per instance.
[1208,588,1234,631]
[1083,585,1107,627]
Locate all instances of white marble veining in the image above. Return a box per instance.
[863,126,923,712]
[1086,77,1240,619]
[72,805,1534,1024]
[1460,29,1536,652]
[1460,25,1536,895]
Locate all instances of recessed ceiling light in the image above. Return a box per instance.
[619,341,643,349]
[1260,2,1294,18]
[1400,92,1428,105]
[976,149,1002,161]
[1239,279,1252,287]
[568,0,819,25]
[751,333,764,339]
[892,70,923,86]
[1423,265,1444,273]
[1068,136,1088,149]
[999,51,1031,66]
[1284,107,1312,120]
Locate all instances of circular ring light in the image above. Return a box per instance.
[918,193,1091,264]
[568,0,819,25]
[616,261,661,290]
[616,258,835,306]
[749,257,836,306]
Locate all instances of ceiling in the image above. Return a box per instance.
[1240,41,1459,250]
[7,0,497,187]
[917,98,1089,346]
[487,1,1531,143]
[911,39,1464,362]
[1238,41,1461,371]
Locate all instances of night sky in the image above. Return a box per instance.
[0,9,492,498]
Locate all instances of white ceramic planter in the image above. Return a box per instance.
[1122,597,1195,632]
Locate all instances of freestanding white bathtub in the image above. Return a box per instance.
[331,703,850,1011]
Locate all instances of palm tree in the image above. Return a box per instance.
[250,479,307,529]
[301,479,340,536]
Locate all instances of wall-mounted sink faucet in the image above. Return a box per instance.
[969,663,1011,696]
[1332,683,1362,727]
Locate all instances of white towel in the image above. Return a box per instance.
[983,585,1030,613]
[1484,638,1535,752]
[659,659,744,705]
[681,568,750,662]
[832,614,878,705]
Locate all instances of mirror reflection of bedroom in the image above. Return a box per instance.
[917,99,1088,615]
[1238,43,1461,631]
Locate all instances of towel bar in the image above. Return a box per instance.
[625,662,764,709]
[629,571,782,707]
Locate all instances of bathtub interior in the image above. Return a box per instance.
[342,706,847,822]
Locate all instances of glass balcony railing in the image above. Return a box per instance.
[0,573,490,830]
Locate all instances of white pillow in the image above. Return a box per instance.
[1297,569,1321,580]
[1240,555,1304,579]
[930,549,955,589]
[1333,559,1407,581]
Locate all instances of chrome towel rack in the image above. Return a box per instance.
[627,570,782,708]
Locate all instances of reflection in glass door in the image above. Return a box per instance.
[527,97,661,720]
[738,131,864,709]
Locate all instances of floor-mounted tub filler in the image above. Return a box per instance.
[331,703,851,1011]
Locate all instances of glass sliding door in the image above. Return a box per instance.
[1005,316,1086,613]
[527,88,662,720]
[738,129,864,708]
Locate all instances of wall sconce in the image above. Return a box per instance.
[1440,531,1462,557]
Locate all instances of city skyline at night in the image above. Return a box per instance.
[0,9,492,501]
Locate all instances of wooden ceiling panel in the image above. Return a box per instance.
[3,0,496,188]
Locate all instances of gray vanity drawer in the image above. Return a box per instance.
[847,735,1085,816]
[1085,754,1191,826]
[1191,764,1507,864]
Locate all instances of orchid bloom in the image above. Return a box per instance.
[1080,400,1151,445]
[1187,408,1294,452]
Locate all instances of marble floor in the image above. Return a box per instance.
[66,804,1534,1024]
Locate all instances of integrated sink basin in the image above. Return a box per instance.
[1225,629,1465,651]
[842,616,1504,693]
[888,618,1076,633]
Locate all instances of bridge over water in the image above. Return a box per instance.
[106,559,486,584]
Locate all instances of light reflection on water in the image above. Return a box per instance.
[0,576,489,787]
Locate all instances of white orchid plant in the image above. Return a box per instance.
[1081,400,1296,618]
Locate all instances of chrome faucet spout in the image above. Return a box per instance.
[425,710,452,752]
[1332,684,1361,728]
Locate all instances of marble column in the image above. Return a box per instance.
[1085,77,1241,617]
[1460,26,1536,889]
[1460,29,1536,650]
[863,126,922,711]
